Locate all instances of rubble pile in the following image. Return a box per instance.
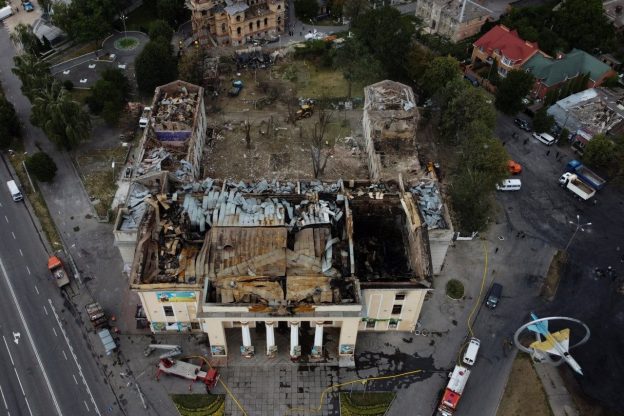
[410,181,447,230]
[153,87,198,132]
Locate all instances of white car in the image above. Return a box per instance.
[532,132,556,146]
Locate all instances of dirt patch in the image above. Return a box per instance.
[541,250,567,300]
[497,354,553,416]
[75,146,129,218]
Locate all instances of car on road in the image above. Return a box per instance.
[507,160,522,175]
[23,1,34,11]
[514,118,531,131]
[532,132,556,146]
[486,283,503,309]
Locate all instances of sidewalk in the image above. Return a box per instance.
[534,364,580,416]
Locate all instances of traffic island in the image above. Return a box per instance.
[171,394,225,416]
[446,279,465,300]
[339,392,396,416]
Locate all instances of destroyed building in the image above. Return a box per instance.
[127,178,432,362]
[363,80,421,182]
[114,80,207,266]
[188,0,286,47]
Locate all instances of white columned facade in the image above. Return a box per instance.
[266,321,277,356]
[290,321,301,359]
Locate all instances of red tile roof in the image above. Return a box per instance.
[474,25,539,64]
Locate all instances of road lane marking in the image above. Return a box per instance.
[62,350,67,360]
[19,249,23,257]
[83,401,89,411]
[73,375,78,385]
[4,216,7,223]
[14,368,25,396]
[2,336,14,366]
[0,258,63,416]
[43,305,48,315]
[11,232,15,239]
[34,285,38,295]
[48,299,101,416]
[0,384,7,409]
[26,266,30,275]
[52,328,57,337]
[24,397,33,416]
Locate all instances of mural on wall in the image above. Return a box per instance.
[156,291,196,302]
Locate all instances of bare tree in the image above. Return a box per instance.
[309,109,334,178]
[243,119,252,149]
[284,90,299,125]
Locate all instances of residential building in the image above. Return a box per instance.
[523,49,617,99]
[603,0,624,32]
[415,0,490,42]
[471,24,540,78]
[188,0,286,47]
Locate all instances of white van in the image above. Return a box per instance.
[463,338,481,366]
[532,132,556,146]
[0,5,13,21]
[7,180,23,202]
[496,179,521,191]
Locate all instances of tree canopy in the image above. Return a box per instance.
[334,38,383,98]
[157,0,190,27]
[495,70,534,115]
[351,7,416,81]
[0,93,21,149]
[12,54,51,101]
[10,23,43,55]
[25,151,58,182]
[419,56,461,99]
[52,0,116,42]
[294,0,319,21]
[532,107,555,134]
[135,40,178,96]
[86,69,130,125]
[149,19,174,42]
[583,134,616,170]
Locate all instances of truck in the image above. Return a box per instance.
[85,302,108,329]
[138,106,151,129]
[565,160,606,190]
[48,256,70,288]
[0,5,13,21]
[559,172,596,200]
[437,365,471,416]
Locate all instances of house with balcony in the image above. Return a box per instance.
[471,24,541,78]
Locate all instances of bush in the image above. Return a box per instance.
[148,20,174,42]
[25,151,57,182]
[446,279,464,299]
[63,80,74,91]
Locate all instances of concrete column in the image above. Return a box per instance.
[338,318,359,355]
[240,321,254,358]
[204,319,228,356]
[266,321,276,356]
[290,321,300,359]
[311,321,323,357]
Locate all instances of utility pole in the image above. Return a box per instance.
[564,214,591,252]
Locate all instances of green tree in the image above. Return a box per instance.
[419,56,461,99]
[52,0,116,43]
[334,38,383,98]
[403,44,433,86]
[86,69,130,124]
[583,134,616,169]
[157,0,189,27]
[532,107,554,133]
[439,82,496,144]
[449,169,495,233]
[553,0,614,52]
[12,53,51,101]
[135,40,178,96]
[25,151,57,182]
[30,81,91,149]
[178,48,206,86]
[495,70,534,115]
[0,94,21,149]
[559,128,570,143]
[351,7,417,80]
[294,0,319,21]
[149,20,174,42]
[10,23,43,55]
[343,0,369,20]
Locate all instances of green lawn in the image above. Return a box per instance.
[124,3,159,31]
[292,61,365,99]
[340,392,395,416]
[171,394,225,416]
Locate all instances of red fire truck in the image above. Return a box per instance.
[438,365,471,416]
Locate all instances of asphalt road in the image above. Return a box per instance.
[494,113,624,414]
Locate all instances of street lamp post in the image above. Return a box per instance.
[564,214,592,252]
[120,13,128,40]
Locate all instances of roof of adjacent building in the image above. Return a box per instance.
[473,25,539,64]
[523,49,614,86]
[224,2,249,15]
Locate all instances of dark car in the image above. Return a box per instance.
[486,283,503,309]
[514,118,531,132]
[23,1,34,11]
